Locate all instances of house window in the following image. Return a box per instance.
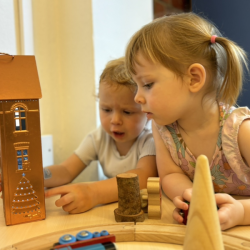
[16,149,29,170]
[14,107,27,131]
[14,142,30,172]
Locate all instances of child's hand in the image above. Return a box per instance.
[172,188,192,224]
[215,193,244,230]
[45,182,97,214]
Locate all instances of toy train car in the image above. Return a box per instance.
[51,230,117,250]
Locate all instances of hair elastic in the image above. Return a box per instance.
[211,35,217,44]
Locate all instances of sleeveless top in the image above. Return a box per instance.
[156,103,250,195]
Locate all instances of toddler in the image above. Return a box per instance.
[44,57,157,213]
[125,12,250,230]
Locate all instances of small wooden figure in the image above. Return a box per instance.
[147,177,161,219]
[140,177,161,219]
[114,173,145,222]
[183,155,224,250]
[140,188,148,213]
[0,53,46,225]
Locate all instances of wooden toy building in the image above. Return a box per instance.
[0,54,46,225]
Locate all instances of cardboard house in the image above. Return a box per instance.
[0,54,46,225]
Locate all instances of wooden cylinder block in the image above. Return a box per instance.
[114,173,145,223]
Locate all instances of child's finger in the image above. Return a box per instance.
[217,206,229,225]
[182,188,192,202]
[220,221,228,231]
[60,197,79,213]
[215,193,232,207]
[65,204,82,214]
[173,196,189,210]
[68,208,79,214]
[55,193,74,207]
[172,207,184,224]
[45,186,70,198]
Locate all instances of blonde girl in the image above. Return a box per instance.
[125,12,250,230]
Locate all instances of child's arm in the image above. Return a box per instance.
[152,121,193,223]
[215,119,250,230]
[45,155,157,214]
[152,121,193,199]
[44,153,87,188]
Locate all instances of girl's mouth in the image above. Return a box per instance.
[145,112,153,119]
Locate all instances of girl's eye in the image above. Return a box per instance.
[124,111,132,115]
[143,82,154,89]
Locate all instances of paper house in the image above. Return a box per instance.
[0,54,46,225]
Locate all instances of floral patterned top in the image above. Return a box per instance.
[156,104,250,195]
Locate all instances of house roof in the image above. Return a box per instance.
[0,55,42,100]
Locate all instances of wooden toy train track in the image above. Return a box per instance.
[3,223,250,250]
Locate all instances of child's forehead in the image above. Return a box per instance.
[99,83,140,108]
[99,80,136,94]
[132,52,160,73]
[128,49,158,73]
[99,98,140,110]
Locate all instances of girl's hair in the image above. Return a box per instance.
[99,57,136,92]
[125,12,248,106]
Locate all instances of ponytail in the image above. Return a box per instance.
[214,37,248,106]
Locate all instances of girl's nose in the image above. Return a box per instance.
[134,90,145,104]
[111,112,122,125]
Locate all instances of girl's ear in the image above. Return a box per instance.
[187,63,206,93]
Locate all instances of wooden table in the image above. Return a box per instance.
[1,193,250,250]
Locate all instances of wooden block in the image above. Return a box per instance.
[148,205,161,219]
[183,155,224,250]
[147,177,161,219]
[140,189,148,213]
[114,173,145,222]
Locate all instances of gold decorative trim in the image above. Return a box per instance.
[10,103,28,112]
[28,110,39,112]
[14,142,30,148]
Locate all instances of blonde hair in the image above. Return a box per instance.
[99,57,136,92]
[125,12,248,106]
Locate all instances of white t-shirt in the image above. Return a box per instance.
[74,126,156,178]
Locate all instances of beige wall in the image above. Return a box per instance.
[32,0,96,164]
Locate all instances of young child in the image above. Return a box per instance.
[44,57,157,214]
[125,12,250,230]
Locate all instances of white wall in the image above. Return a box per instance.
[0,0,17,54]
[92,0,153,124]
[91,0,153,179]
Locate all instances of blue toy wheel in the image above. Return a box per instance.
[92,231,101,238]
[59,234,76,244]
[100,230,109,236]
[76,230,93,241]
